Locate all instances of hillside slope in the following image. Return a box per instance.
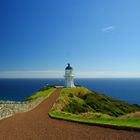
[51,87,140,117]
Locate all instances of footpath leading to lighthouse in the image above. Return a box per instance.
[0,88,140,140]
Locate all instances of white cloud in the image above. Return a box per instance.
[0,71,64,78]
[102,25,115,32]
[75,71,140,78]
[0,70,140,78]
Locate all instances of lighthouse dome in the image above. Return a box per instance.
[65,63,73,70]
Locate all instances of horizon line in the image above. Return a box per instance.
[1,70,140,78]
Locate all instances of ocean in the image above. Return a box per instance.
[0,78,140,105]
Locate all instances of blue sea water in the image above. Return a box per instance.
[0,78,140,105]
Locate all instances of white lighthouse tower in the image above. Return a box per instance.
[64,63,75,88]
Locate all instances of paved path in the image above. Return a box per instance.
[0,88,140,140]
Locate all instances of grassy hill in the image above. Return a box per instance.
[49,87,140,127]
[52,87,140,117]
[26,86,56,101]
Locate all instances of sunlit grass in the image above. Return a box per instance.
[26,87,56,101]
[49,87,140,127]
[49,111,140,127]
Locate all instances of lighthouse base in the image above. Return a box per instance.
[65,77,75,88]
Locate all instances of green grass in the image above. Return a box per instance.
[49,86,140,127]
[49,111,140,127]
[58,87,140,117]
[60,87,91,97]
[26,87,56,101]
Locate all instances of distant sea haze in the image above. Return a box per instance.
[0,78,140,105]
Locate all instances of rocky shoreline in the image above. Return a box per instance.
[0,96,45,120]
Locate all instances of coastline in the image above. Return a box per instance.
[0,96,45,120]
[0,88,139,140]
[0,87,55,120]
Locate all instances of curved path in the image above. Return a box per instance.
[0,88,140,140]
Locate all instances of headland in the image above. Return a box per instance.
[0,87,140,140]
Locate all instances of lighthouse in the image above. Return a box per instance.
[64,63,75,88]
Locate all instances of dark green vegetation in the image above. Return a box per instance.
[49,87,140,127]
[54,87,140,117]
[26,86,56,101]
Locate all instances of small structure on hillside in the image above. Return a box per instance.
[64,63,75,88]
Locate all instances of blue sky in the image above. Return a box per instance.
[0,0,140,78]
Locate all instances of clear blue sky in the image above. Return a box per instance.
[0,0,140,78]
